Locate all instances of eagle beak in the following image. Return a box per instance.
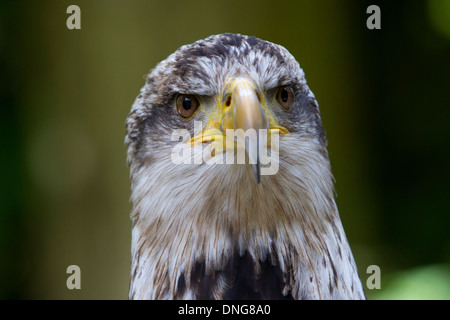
[221,78,268,183]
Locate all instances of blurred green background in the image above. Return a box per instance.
[1,0,449,299]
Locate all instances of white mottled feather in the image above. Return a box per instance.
[128,132,364,299]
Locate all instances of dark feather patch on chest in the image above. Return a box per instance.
[176,251,294,300]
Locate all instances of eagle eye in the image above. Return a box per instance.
[176,94,199,119]
[276,86,294,109]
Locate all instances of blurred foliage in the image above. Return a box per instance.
[0,0,449,299]
[371,264,450,300]
[428,0,450,39]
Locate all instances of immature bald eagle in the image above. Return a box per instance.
[126,33,365,300]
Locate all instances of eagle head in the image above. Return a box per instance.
[125,33,365,300]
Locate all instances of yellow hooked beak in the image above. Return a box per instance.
[221,78,267,183]
[221,78,268,133]
[189,77,289,183]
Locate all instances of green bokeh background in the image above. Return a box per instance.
[1,0,449,299]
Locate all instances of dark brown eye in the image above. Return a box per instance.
[176,94,199,118]
[276,86,294,109]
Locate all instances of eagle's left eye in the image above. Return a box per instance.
[276,86,294,109]
[176,94,200,119]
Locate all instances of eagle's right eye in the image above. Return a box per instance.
[176,94,200,119]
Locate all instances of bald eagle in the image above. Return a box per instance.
[125,33,365,300]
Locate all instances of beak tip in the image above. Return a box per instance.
[253,162,261,184]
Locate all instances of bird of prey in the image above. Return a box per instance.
[125,33,365,300]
